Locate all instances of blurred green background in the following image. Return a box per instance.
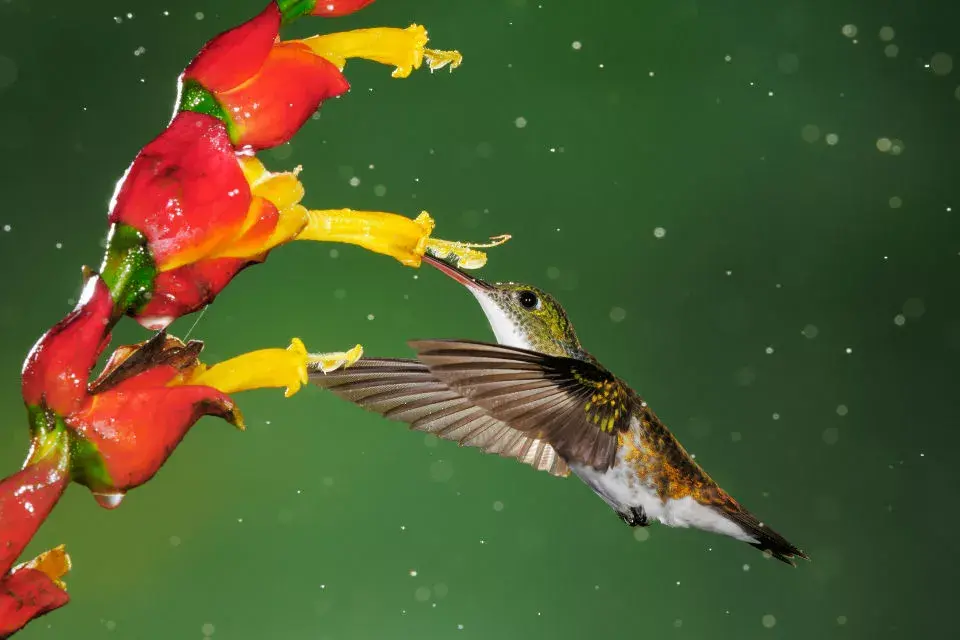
[1,0,958,638]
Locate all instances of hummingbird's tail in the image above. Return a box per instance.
[718,504,809,566]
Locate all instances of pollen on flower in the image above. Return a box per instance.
[307,343,364,374]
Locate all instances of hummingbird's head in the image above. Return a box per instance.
[422,255,584,358]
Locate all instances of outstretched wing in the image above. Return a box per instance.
[309,358,570,477]
[408,340,633,471]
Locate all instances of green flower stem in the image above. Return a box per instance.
[276,0,317,25]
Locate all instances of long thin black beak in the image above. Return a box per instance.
[421,254,494,292]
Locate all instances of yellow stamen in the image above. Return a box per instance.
[297,24,462,79]
[186,338,313,398]
[424,234,511,270]
[295,209,508,268]
[307,343,364,374]
[16,545,72,591]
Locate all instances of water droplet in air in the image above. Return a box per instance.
[801,124,821,143]
[931,53,953,76]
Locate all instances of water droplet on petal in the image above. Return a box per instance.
[94,491,125,509]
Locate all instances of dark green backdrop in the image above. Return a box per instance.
[1,0,958,638]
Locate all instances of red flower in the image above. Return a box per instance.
[0,431,71,638]
[181,3,349,150]
[19,274,243,508]
[136,258,249,326]
[108,112,250,271]
[67,332,242,506]
[0,550,71,639]
[21,275,113,416]
[105,112,304,329]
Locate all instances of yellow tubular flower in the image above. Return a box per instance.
[297,209,510,269]
[297,24,463,78]
[224,156,510,269]
[185,338,361,398]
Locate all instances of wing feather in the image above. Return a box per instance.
[310,358,569,477]
[408,339,633,471]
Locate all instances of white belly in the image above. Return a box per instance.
[570,448,756,543]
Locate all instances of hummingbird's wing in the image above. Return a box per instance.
[309,357,570,477]
[407,339,633,472]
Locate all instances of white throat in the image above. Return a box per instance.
[470,290,534,351]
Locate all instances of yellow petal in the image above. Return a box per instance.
[307,343,364,374]
[15,544,72,591]
[297,24,461,79]
[295,209,508,268]
[239,156,306,212]
[206,158,310,261]
[187,338,310,398]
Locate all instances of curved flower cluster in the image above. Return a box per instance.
[0,1,505,636]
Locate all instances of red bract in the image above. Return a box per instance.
[109,111,250,272]
[0,433,71,637]
[182,3,349,150]
[0,560,70,638]
[67,333,242,504]
[0,436,70,576]
[136,257,249,325]
[21,276,113,416]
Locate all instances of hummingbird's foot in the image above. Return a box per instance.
[618,507,651,527]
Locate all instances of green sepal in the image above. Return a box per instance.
[177,78,238,141]
[99,223,158,316]
[276,0,317,25]
[25,404,53,443]
[25,408,113,492]
[65,421,114,494]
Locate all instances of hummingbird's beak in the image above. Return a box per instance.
[421,254,494,292]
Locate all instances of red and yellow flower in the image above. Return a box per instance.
[103,113,506,330]
[0,429,71,638]
[21,272,362,507]
[179,1,461,150]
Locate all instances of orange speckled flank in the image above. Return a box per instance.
[620,406,739,506]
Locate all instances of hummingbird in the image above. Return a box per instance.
[310,255,808,565]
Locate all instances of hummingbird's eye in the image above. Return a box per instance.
[517,289,540,310]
